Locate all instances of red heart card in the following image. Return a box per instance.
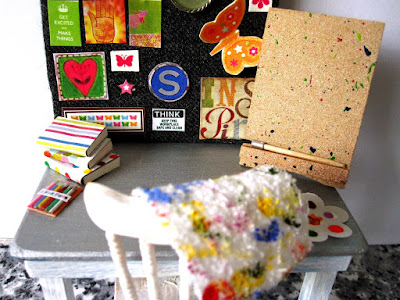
[63,59,97,96]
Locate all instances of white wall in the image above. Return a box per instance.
[0,0,53,238]
[1,0,399,244]
[279,0,400,245]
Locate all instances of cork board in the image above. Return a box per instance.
[242,8,384,186]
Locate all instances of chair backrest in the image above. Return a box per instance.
[84,166,312,300]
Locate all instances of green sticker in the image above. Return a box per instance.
[47,0,82,46]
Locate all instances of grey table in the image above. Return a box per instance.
[11,143,368,300]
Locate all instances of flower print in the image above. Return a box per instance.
[253,220,281,242]
[226,12,235,21]
[252,0,270,9]
[308,213,323,225]
[143,187,172,203]
[249,46,258,56]
[231,262,265,298]
[230,59,238,67]
[202,280,236,300]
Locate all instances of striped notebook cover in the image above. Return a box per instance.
[37,117,107,157]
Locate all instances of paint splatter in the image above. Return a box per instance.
[364,45,371,56]
[368,62,376,74]
[337,37,343,42]
[310,147,316,153]
[344,107,351,112]
[275,39,279,44]
[328,225,344,233]
[309,13,312,17]
[356,33,362,41]
[309,165,313,171]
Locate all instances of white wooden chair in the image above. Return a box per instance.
[83,166,311,300]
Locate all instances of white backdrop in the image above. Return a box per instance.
[1,0,399,244]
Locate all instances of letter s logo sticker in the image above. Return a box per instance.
[148,62,190,102]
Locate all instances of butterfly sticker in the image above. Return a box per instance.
[116,55,134,67]
[199,0,262,75]
[110,50,139,72]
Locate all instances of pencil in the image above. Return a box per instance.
[48,186,78,214]
[41,185,70,210]
[28,182,58,208]
[45,186,72,212]
[37,184,65,209]
[32,182,60,209]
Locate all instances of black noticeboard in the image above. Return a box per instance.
[41,0,277,143]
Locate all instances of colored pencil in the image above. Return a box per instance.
[37,184,65,209]
[45,186,72,212]
[33,182,60,208]
[41,185,69,210]
[28,182,57,208]
[49,186,78,214]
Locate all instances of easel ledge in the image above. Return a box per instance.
[239,144,349,188]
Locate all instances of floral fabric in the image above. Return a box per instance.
[131,166,312,299]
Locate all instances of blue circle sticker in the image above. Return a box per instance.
[148,62,189,102]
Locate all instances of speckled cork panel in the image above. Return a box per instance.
[245,8,385,168]
[240,144,348,188]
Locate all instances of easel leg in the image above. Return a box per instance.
[39,278,75,300]
[299,272,337,300]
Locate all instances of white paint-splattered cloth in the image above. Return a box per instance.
[131,166,312,300]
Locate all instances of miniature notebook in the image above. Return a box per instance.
[44,152,120,185]
[240,8,385,188]
[37,117,108,157]
[43,138,113,169]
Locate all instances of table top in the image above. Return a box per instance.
[11,142,368,262]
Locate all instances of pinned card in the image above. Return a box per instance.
[110,50,139,72]
[152,109,185,132]
[303,193,352,242]
[240,8,385,188]
[249,0,272,12]
[128,0,161,48]
[62,107,145,133]
[53,52,108,101]
[199,0,262,75]
[47,0,82,46]
[83,0,127,44]
[200,77,254,140]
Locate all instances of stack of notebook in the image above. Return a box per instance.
[37,117,120,184]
